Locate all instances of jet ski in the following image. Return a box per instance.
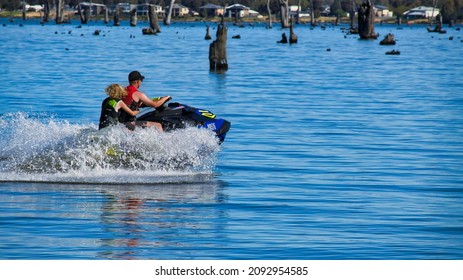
[135,98,231,143]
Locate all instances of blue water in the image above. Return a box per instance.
[1,18,462,259]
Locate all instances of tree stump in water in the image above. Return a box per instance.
[41,1,50,24]
[164,0,175,26]
[130,8,137,27]
[279,0,290,28]
[289,23,298,44]
[385,50,400,55]
[277,33,288,44]
[266,0,273,29]
[209,19,228,72]
[104,7,109,24]
[205,26,212,40]
[358,0,378,39]
[114,7,121,26]
[143,5,161,35]
[427,15,446,33]
[78,5,88,24]
[380,33,396,45]
[55,0,65,24]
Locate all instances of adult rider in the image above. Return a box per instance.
[119,70,171,123]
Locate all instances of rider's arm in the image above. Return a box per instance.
[117,101,139,116]
[137,91,171,108]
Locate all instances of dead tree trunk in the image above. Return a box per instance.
[78,4,88,24]
[114,6,121,26]
[55,0,65,24]
[164,0,175,25]
[277,33,288,43]
[349,0,358,33]
[143,5,161,35]
[233,13,239,26]
[379,33,396,45]
[84,5,90,23]
[78,4,84,23]
[41,0,50,23]
[209,17,228,72]
[289,21,298,44]
[130,8,137,26]
[205,25,212,40]
[349,0,356,29]
[358,0,378,39]
[22,0,26,20]
[296,0,301,24]
[438,14,444,30]
[266,0,273,29]
[279,0,290,28]
[104,7,109,24]
[152,9,161,33]
[310,0,315,26]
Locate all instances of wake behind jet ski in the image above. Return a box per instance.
[136,98,231,143]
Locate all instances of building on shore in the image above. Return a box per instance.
[403,6,440,19]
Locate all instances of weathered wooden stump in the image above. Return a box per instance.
[41,2,50,23]
[279,0,290,28]
[358,0,379,39]
[209,19,228,72]
[130,9,137,27]
[427,15,446,34]
[277,33,288,44]
[55,0,65,24]
[289,23,298,44]
[205,26,212,40]
[78,5,88,24]
[142,28,157,35]
[104,7,109,24]
[396,15,402,25]
[143,5,161,35]
[380,33,396,45]
[113,7,121,26]
[385,50,400,55]
[266,0,273,29]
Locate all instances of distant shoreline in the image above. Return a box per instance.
[2,11,460,26]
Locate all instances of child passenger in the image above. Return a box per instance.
[98,84,163,131]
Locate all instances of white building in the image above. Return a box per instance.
[289,5,311,18]
[374,5,393,18]
[403,6,440,19]
[167,3,190,17]
[225,4,261,18]
[289,5,301,12]
[25,4,44,12]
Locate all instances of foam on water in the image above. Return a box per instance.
[0,112,220,183]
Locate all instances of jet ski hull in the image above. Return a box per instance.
[136,102,231,143]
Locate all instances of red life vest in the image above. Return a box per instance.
[124,85,140,110]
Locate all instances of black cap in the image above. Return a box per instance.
[128,71,145,82]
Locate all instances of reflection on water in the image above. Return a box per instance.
[0,181,227,259]
[97,183,226,259]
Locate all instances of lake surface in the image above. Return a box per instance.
[0,18,462,259]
